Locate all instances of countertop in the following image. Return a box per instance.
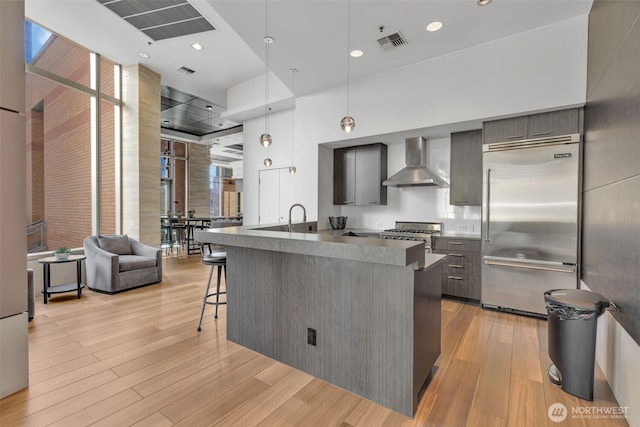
[195,224,444,269]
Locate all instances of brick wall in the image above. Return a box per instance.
[43,87,92,250]
[26,108,44,224]
[100,100,116,234]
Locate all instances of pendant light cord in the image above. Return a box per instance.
[346,0,351,115]
[291,69,296,164]
[265,0,269,134]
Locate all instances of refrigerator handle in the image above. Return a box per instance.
[484,168,491,242]
[484,259,576,274]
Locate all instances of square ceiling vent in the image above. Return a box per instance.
[96,0,215,41]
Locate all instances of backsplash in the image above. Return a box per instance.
[336,137,481,233]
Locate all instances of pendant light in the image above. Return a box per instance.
[261,0,273,167]
[289,68,298,175]
[260,36,273,149]
[340,0,355,133]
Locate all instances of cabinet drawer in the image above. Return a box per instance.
[433,237,481,252]
[442,273,481,300]
[444,250,470,267]
[435,250,480,272]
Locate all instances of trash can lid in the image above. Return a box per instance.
[544,289,609,311]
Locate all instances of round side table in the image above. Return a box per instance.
[38,255,86,304]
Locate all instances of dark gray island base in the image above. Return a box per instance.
[196,226,445,417]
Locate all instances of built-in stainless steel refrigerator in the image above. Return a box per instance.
[481,134,581,316]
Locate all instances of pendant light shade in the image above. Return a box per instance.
[340,115,355,133]
[264,158,272,167]
[288,166,297,174]
[260,133,272,147]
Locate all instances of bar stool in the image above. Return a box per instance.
[172,222,187,253]
[197,243,227,331]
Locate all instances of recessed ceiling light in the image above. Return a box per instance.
[477,0,491,5]
[191,43,204,50]
[426,21,443,32]
[350,49,364,58]
[138,52,150,59]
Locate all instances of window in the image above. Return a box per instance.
[25,21,121,251]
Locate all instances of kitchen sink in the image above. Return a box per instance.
[253,221,318,233]
[342,231,382,238]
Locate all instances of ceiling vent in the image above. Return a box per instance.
[96,0,215,41]
[377,32,407,49]
[177,66,195,75]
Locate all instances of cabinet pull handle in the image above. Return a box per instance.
[449,253,465,257]
[366,201,377,204]
[344,201,354,204]
[506,134,525,140]
[449,242,463,246]
[448,276,464,281]
[454,200,467,203]
[449,264,464,269]
[533,131,551,137]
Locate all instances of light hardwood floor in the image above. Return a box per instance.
[0,253,629,426]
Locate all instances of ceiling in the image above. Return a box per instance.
[25,0,594,143]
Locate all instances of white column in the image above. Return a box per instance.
[0,0,29,398]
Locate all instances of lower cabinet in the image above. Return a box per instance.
[433,236,481,301]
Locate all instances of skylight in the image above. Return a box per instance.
[25,21,53,64]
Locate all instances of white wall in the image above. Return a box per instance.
[239,15,588,226]
[596,311,640,426]
[581,281,640,427]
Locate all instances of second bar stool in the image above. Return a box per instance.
[197,243,227,331]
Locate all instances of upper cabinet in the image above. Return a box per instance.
[482,116,528,144]
[527,109,581,139]
[450,130,482,206]
[333,143,387,206]
[483,108,582,144]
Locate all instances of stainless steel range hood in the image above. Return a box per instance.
[383,137,445,187]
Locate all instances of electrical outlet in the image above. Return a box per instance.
[307,328,317,346]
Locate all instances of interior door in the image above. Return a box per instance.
[259,168,296,224]
[259,169,280,224]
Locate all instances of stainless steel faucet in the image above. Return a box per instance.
[288,203,307,232]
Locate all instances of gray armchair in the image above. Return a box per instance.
[83,235,162,294]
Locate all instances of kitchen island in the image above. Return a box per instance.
[195,224,445,417]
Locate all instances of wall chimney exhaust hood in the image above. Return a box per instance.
[383,137,445,187]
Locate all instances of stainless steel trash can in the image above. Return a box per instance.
[544,289,609,401]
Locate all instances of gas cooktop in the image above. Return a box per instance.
[380,221,443,249]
